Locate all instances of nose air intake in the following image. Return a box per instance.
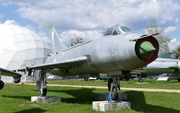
[135,35,159,63]
[136,41,156,59]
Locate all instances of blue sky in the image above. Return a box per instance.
[0,0,180,47]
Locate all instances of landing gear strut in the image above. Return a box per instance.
[138,74,143,83]
[36,70,47,97]
[107,75,120,102]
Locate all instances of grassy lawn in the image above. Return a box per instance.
[48,78,180,89]
[0,79,180,113]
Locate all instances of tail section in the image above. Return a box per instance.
[49,25,67,53]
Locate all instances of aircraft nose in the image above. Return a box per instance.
[135,35,159,63]
[137,41,156,59]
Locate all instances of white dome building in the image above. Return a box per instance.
[0,24,52,82]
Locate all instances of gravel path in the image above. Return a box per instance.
[25,83,180,93]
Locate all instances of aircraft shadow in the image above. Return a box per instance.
[125,91,179,113]
[2,89,179,112]
[48,88,97,104]
[48,89,180,112]
[1,95,31,101]
[14,108,46,113]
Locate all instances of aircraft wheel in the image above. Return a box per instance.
[0,80,4,90]
[177,79,180,82]
[125,77,129,81]
[42,88,47,96]
[13,78,21,83]
[139,78,143,83]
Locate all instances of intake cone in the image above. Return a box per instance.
[136,41,156,59]
[135,35,159,62]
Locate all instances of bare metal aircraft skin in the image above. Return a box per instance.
[133,58,180,81]
[25,25,159,76]
[0,25,159,99]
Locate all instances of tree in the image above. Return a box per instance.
[69,37,83,47]
[172,45,180,59]
[146,20,171,52]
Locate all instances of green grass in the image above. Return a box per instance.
[0,79,180,113]
[48,78,180,89]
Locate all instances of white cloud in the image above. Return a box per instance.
[171,38,177,44]
[25,24,51,43]
[1,0,180,43]
[25,24,35,31]
[4,20,19,25]
[2,19,51,44]
[1,2,12,6]
[2,0,179,31]
[169,38,180,51]
[37,31,51,43]
[164,26,178,33]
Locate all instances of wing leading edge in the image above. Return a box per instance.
[18,56,89,72]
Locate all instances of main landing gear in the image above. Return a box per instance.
[13,78,21,83]
[107,75,120,102]
[36,69,47,97]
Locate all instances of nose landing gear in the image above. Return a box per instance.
[107,75,120,102]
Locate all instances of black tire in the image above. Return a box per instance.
[125,77,129,81]
[177,79,180,82]
[13,78,21,83]
[108,78,112,91]
[42,88,47,96]
[139,78,143,83]
[0,80,4,90]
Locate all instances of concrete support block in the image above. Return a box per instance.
[31,96,61,104]
[93,101,131,111]
[98,92,127,101]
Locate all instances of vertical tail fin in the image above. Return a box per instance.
[49,25,67,53]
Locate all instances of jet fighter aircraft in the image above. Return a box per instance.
[133,52,180,82]
[0,24,159,101]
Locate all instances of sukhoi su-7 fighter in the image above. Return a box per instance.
[0,24,159,101]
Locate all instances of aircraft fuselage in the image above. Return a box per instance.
[45,33,159,76]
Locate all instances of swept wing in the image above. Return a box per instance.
[0,68,21,79]
[18,56,88,73]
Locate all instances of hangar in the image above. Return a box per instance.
[0,24,52,83]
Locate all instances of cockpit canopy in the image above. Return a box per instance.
[104,25,131,36]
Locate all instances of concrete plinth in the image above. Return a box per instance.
[98,93,127,101]
[31,96,61,104]
[93,101,131,111]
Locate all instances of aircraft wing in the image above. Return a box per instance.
[18,56,89,72]
[0,68,21,79]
